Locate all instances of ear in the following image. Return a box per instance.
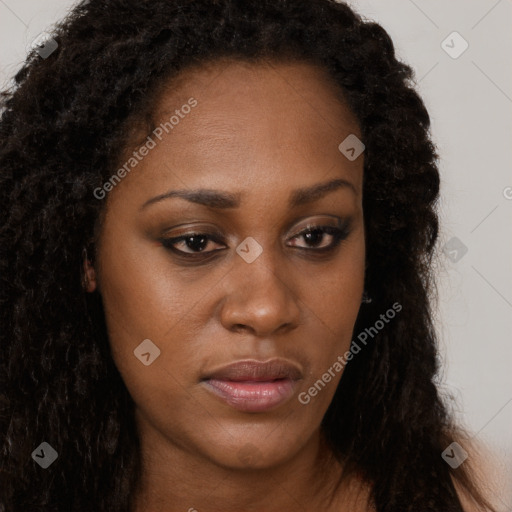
[82,249,97,293]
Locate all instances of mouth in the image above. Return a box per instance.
[201,359,303,413]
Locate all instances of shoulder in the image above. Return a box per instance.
[451,437,508,512]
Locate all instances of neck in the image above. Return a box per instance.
[130,421,349,512]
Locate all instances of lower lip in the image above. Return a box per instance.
[202,378,297,412]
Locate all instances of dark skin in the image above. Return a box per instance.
[84,59,369,511]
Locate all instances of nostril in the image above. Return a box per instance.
[232,323,251,334]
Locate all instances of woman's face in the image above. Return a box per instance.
[93,59,365,470]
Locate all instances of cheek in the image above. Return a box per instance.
[297,237,365,383]
[97,219,195,341]
[96,220,204,399]
[99,257,201,426]
[302,235,365,330]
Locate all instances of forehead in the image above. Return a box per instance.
[107,58,363,209]
[154,57,360,138]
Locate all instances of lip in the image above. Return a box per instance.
[201,359,303,413]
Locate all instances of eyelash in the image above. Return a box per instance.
[159,223,351,260]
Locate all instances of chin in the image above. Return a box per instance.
[205,436,301,471]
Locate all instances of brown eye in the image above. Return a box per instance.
[160,233,226,256]
[288,225,350,251]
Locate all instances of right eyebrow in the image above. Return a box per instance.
[140,189,241,211]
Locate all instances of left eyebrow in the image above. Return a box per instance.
[288,178,357,207]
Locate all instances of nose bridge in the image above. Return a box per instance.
[237,247,284,298]
[219,243,300,336]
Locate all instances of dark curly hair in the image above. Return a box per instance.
[0,0,496,511]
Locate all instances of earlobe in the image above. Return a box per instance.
[82,248,97,293]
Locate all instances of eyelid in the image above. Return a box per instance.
[290,218,345,234]
[282,214,348,236]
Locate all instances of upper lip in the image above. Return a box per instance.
[202,358,303,382]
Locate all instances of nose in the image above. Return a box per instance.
[218,250,301,337]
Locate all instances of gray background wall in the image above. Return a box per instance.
[1,0,511,505]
